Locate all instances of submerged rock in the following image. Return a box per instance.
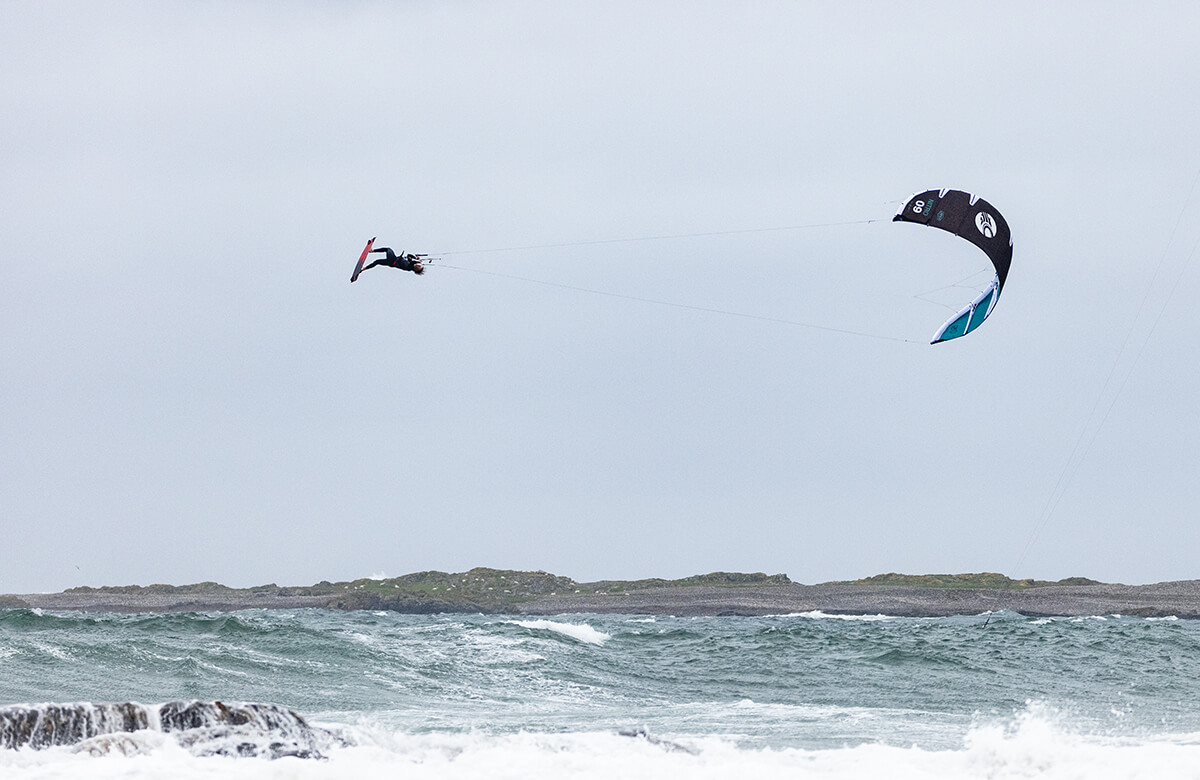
[0,702,148,750]
[618,727,700,755]
[0,701,340,759]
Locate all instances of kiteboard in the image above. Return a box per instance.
[350,237,376,283]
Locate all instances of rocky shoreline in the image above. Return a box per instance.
[6,570,1200,618]
[516,580,1200,618]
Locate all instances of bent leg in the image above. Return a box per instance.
[369,247,399,264]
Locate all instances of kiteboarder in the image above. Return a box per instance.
[361,246,426,276]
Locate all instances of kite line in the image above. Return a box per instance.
[434,261,915,344]
[430,219,879,257]
[1013,167,1200,572]
[425,217,919,343]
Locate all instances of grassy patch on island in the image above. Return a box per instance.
[834,573,1100,589]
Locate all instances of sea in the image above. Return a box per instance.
[3,607,1200,779]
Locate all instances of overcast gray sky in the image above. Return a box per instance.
[4,2,1199,593]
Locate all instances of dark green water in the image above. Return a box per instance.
[3,608,1198,751]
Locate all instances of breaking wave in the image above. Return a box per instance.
[509,619,612,645]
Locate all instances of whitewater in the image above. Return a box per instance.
[4,608,1200,778]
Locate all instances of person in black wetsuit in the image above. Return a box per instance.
[362,247,426,275]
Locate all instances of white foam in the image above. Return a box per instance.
[30,641,72,661]
[774,611,896,622]
[510,620,611,645]
[10,721,1200,780]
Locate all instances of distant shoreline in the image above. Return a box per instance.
[7,569,1200,618]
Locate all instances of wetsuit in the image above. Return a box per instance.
[363,247,425,274]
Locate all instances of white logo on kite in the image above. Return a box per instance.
[975,212,996,238]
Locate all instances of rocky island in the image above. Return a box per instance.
[8,569,1200,618]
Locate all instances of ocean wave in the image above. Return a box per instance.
[7,610,1200,776]
[508,620,611,645]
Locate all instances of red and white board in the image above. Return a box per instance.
[350,237,376,283]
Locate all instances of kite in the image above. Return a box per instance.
[894,189,1013,344]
